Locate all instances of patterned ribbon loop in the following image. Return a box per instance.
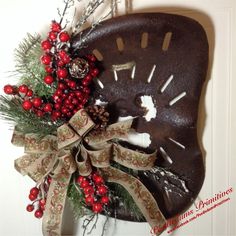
[113,143,157,170]
[103,167,166,233]
[12,109,166,236]
[57,124,81,150]
[76,145,93,176]
[69,109,95,136]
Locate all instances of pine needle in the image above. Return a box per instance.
[0,96,61,136]
[67,181,89,220]
[13,33,54,97]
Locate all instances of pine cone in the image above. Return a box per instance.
[85,105,109,130]
[69,57,89,79]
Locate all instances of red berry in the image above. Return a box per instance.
[80,180,89,188]
[41,40,52,50]
[92,202,103,213]
[57,68,68,78]
[58,82,66,90]
[59,31,70,42]
[93,175,104,185]
[101,196,109,205]
[26,89,33,97]
[34,209,43,218]
[43,103,53,113]
[51,21,61,32]
[58,50,67,58]
[69,92,75,98]
[92,172,99,179]
[64,98,71,106]
[91,68,99,77]
[71,98,79,105]
[85,195,95,206]
[68,104,74,111]
[57,60,65,67]
[83,87,90,94]
[52,111,61,119]
[36,110,44,117]
[61,107,69,114]
[44,75,54,85]
[45,66,53,73]
[26,204,34,212]
[76,176,86,184]
[62,95,67,101]
[75,91,83,100]
[77,104,83,110]
[84,186,95,195]
[19,84,28,94]
[73,108,79,114]
[97,185,107,195]
[84,74,92,81]
[22,100,33,110]
[54,103,61,110]
[68,80,76,89]
[87,54,97,62]
[48,31,57,41]
[32,97,42,108]
[30,187,39,196]
[62,55,71,64]
[82,80,90,87]
[28,193,37,201]
[55,89,63,96]
[3,85,14,94]
[40,205,45,211]
[47,176,52,184]
[39,199,46,208]
[41,55,52,65]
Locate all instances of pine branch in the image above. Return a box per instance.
[104,163,144,221]
[14,33,42,79]
[12,33,54,97]
[108,182,144,221]
[0,96,61,136]
[67,180,89,220]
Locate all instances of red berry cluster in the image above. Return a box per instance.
[3,84,53,117]
[3,84,33,97]
[26,176,51,219]
[40,21,99,120]
[3,21,100,121]
[76,172,109,213]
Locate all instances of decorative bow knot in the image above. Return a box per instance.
[12,109,166,236]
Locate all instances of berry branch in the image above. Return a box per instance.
[58,0,76,25]
[72,0,104,35]
[73,0,118,49]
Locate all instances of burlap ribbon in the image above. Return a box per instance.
[12,109,166,236]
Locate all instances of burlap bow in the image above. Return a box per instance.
[12,109,166,236]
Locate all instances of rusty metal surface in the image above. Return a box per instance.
[72,13,208,221]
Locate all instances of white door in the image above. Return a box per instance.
[0,0,235,236]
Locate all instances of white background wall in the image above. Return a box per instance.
[0,0,235,236]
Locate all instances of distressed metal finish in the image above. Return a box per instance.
[71,13,208,221]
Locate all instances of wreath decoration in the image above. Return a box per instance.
[0,1,208,235]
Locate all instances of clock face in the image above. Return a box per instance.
[72,13,208,220]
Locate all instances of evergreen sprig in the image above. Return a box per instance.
[67,181,90,220]
[108,182,144,221]
[14,33,54,97]
[105,163,145,221]
[0,95,61,136]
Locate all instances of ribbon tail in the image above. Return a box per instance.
[42,153,77,236]
[42,174,72,236]
[102,166,166,235]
